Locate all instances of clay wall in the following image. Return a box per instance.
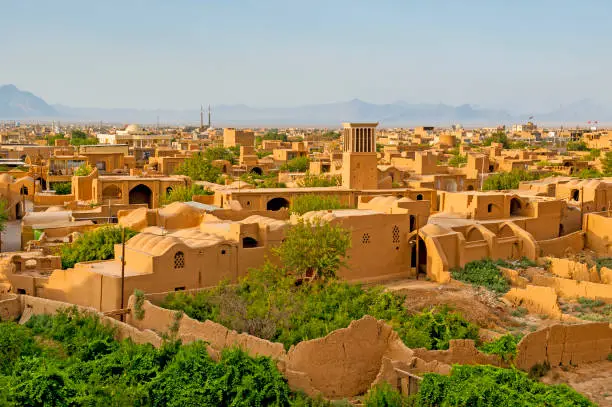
[504,285,563,319]
[584,212,612,255]
[411,339,502,367]
[537,232,584,258]
[531,275,612,301]
[0,293,21,321]
[515,323,612,370]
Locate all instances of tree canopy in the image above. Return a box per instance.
[160,184,213,205]
[174,152,222,183]
[59,226,138,269]
[70,129,98,146]
[280,156,310,172]
[482,170,545,191]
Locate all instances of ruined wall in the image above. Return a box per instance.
[537,231,584,258]
[584,212,612,255]
[515,323,612,370]
[544,257,600,283]
[531,275,612,301]
[0,293,21,321]
[411,339,502,367]
[504,285,563,319]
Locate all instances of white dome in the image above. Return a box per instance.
[125,124,141,134]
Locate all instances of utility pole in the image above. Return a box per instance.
[120,227,126,320]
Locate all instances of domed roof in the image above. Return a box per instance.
[125,124,141,134]
[0,174,13,184]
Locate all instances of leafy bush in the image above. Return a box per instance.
[1,309,327,406]
[447,154,467,167]
[575,168,602,179]
[567,141,588,151]
[281,156,310,172]
[290,195,349,215]
[174,152,222,182]
[52,182,72,195]
[482,170,544,191]
[297,173,341,187]
[482,132,509,148]
[73,163,94,177]
[364,382,412,407]
[240,172,286,188]
[70,129,98,146]
[451,259,510,293]
[59,226,138,269]
[479,333,521,363]
[203,147,238,164]
[417,365,593,407]
[160,184,213,205]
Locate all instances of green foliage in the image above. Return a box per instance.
[174,152,222,182]
[595,257,612,271]
[528,361,551,379]
[160,184,213,205]
[256,150,273,158]
[482,169,544,191]
[240,172,286,188]
[587,148,601,161]
[70,129,98,146]
[59,226,138,269]
[297,173,341,187]
[0,309,322,406]
[274,218,351,280]
[290,195,349,215]
[52,182,72,195]
[203,146,237,164]
[46,133,65,146]
[602,151,612,176]
[508,140,529,149]
[495,257,537,269]
[575,168,602,179]
[133,289,146,320]
[364,382,412,407]
[0,198,8,233]
[73,163,93,177]
[281,156,310,172]
[417,364,593,407]
[567,140,588,151]
[479,333,521,363]
[451,259,510,294]
[263,129,288,142]
[319,131,340,141]
[482,131,509,148]
[447,154,467,167]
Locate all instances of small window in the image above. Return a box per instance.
[392,225,400,244]
[416,194,423,201]
[487,203,493,213]
[242,237,258,248]
[174,251,185,269]
[20,186,28,195]
[221,249,227,255]
[174,286,185,291]
[362,233,371,244]
[17,288,26,294]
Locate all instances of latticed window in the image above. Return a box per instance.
[174,251,185,269]
[362,233,371,244]
[392,225,400,244]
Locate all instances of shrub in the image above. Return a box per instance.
[73,163,94,177]
[290,195,349,215]
[567,141,588,151]
[451,259,510,293]
[297,173,342,187]
[281,156,310,173]
[575,168,602,179]
[52,182,72,195]
[418,364,593,407]
[483,170,544,191]
[59,226,137,269]
[479,333,521,363]
[174,152,222,183]
[447,154,467,167]
[364,382,411,407]
[160,184,213,205]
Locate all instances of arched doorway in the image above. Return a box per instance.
[266,197,289,211]
[571,189,580,201]
[15,203,23,219]
[410,237,428,278]
[467,185,475,191]
[129,184,153,208]
[250,167,263,175]
[510,198,522,216]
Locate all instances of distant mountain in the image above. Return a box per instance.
[0,84,57,118]
[2,84,610,126]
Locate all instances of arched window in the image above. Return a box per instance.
[242,237,258,248]
[487,203,493,213]
[416,194,423,201]
[174,251,185,269]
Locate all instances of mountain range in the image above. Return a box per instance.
[1,84,610,127]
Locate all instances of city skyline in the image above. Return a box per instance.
[1,0,611,113]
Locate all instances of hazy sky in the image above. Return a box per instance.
[2,0,611,112]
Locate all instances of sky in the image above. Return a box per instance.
[1,0,611,112]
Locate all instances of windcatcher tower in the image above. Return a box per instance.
[341,122,379,190]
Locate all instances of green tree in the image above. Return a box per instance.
[482,132,509,148]
[482,169,544,191]
[281,156,310,172]
[160,184,213,205]
[602,151,612,176]
[59,226,137,269]
[203,147,237,164]
[52,182,72,195]
[575,168,603,179]
[174,153,222,183]
[46,133,65,146]
[297,173,341,187]
[448,154,467,167]
[70,129,98,146]
[567,141,588,151]
[73,163,93,177]
[262,129,288,142]
[273,218,351,280]
[290,195,349,215]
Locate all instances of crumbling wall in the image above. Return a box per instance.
[545,257,598,282]
[499,266,529,288]
[0,293,21,321]
[531,275,612,301]
[126,297,285,361]
[411,339,503,367]
[515,323,612,370]
[537,231,584,258]
[504,285,563,319]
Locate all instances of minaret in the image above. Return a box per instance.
[208,104,212,129]
[200,105,204,130]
